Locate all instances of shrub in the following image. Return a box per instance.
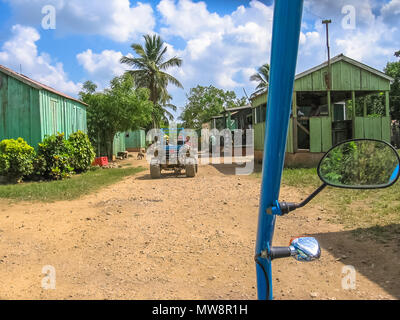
[68,131,95,173]
[29,154,47,181]
[0,138,35,183]
[37,133,74,180]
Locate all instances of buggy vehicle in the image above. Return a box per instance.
[149,128,198,179]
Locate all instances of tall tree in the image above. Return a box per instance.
[179,85,247,130]
[79,75,153,159]
[120,34,183,128]
[385,50,400,120]
[250,63,270,91]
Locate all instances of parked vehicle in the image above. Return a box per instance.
[149,128,198,179]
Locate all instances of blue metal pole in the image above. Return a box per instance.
[255,0,304,300]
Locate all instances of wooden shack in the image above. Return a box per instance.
[250,54,394,167]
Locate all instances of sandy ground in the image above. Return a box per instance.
[0,155,399,300]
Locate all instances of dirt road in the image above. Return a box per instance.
[0,157,398,300]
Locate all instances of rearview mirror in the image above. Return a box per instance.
[318,139,400,189]
[289,237,321,262]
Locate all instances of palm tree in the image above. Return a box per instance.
[250,63,270,91]
[120,34,183,128]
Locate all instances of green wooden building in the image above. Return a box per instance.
[0,64,88,148]
[250,54,394,167]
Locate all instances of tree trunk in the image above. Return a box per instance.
[107,133,116,161]
[149,81,159,129]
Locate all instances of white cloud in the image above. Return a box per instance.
[0,24,81,95]
[157,0,231,39]
[380,0,400,27]
[157,0,274,94]
[334,2,398,67]
[76,49,129,87]
[77,49,141,90]
[335,21,395,63]
[298,0,399,72]
[5,0,156,42]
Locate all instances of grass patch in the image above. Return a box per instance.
[321,185,400,243]
[0,166,146,202]
[253,168,400,243]
[253,168,320,188]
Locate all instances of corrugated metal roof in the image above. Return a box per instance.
[0,64,87,106]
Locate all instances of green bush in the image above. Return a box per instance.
[29,154,47,181]
[68,131,95,173]
[1,132,96,182]
[37,133,74,180]
[0,138,35,182]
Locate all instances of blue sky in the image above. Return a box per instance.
[0,0,399,119]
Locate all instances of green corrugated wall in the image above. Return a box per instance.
[125,129,145,149]
[0,70,87,148]
[113,132,126,155]
[0,75,42,146]
[39,90,87,142]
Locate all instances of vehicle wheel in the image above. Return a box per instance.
[186,164,196,178]
[150,164,161,179]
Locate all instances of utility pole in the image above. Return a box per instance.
[322,19,332,90]
[322,19,332,119]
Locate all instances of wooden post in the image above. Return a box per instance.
[327,90,332,119]
[385,91,390,118]
[363,96,367,117]
[292,92,298,153]
[352,91,356,138]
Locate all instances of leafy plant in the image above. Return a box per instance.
[385,51,400,120]
[68,131,95,173]
[250,63,270,91]
[37,133,74,180]
[29,155,47,181]
[80,75,153,159]
[0,138,35,183]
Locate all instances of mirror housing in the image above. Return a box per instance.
[317,139,400,189]
[269,139,400,217]
[289,237,321,262]
[269,237,321,261]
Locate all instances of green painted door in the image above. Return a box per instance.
[310,117,332,152]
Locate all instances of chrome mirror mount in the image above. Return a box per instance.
[268,237,321,261]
